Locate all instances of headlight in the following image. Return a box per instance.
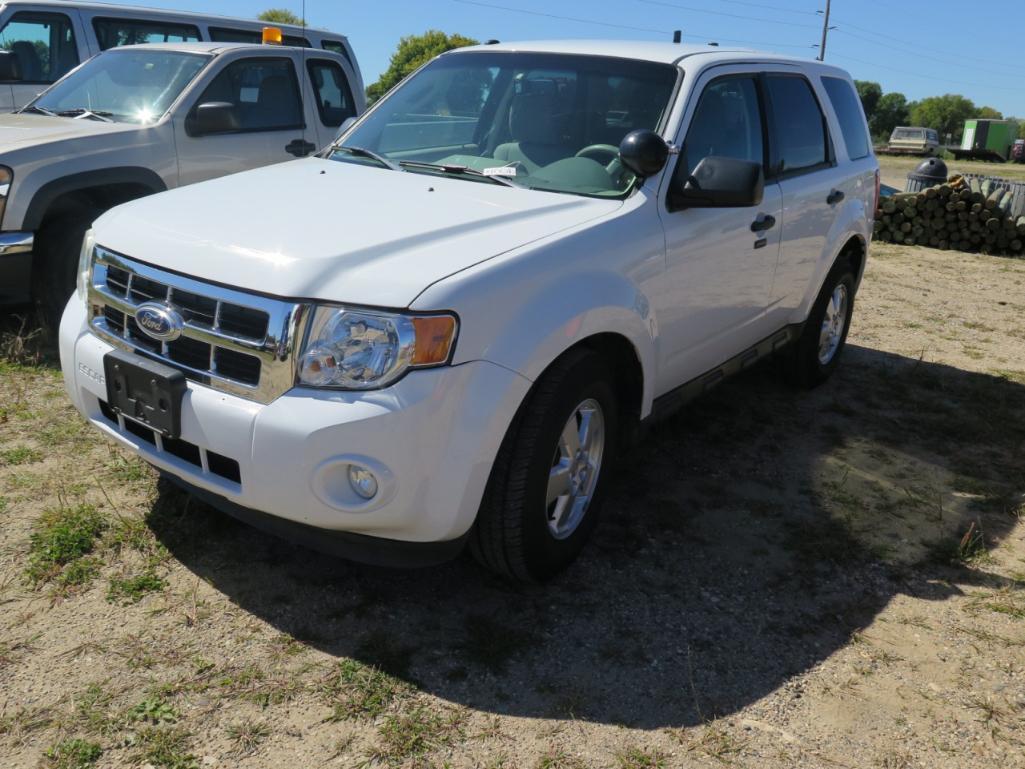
[75,230,95,301]
[0,165,11,228]
[298,307,458,390]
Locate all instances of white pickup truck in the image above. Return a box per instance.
[61,41,878,581]
[0,41,363,323]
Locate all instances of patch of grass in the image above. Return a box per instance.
[126,696,179,725]
[534,746,587,769]
[680,723,748,764]
[131,726,197,769]
[72,683,116,735]
[324,658,404,721]
[43,738,102,769]
[930,520,991,566]
[26,504,107,586]
[226,719,270,756]
[367,704,465,765]
[0,496,7,514]
[107,571,167,604]
[615,746,667,768]
[1,445,42,466]
[106,451,151,483]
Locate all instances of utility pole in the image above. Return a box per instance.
[817,0,832,61]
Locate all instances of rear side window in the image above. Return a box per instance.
[193,57,303,132]
[821,76,870,160]
[93,18,200,50]
[307,59,356,127]
[0,11,78,83]
[765,74,830,175]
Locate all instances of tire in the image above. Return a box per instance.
[470,348,619,582]
[32,210,99,332]
[785,256,856,388]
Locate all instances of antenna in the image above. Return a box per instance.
[672,30,682,44]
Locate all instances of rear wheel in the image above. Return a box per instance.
[785,256,856,387]
[32,210,98,332]
[470,349,619,582]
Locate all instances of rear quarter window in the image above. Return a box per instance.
[821,76,871,160]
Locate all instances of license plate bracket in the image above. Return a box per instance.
[103,350,186,438]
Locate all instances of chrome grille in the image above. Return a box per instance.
[88,247,308,404]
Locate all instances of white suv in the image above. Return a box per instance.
[60,41,879,581]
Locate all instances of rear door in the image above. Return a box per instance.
[762,70,850,322]
[174,52,311,186]
[303,56,359,148]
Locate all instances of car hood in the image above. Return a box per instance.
[0,112,140,147]
[94,158,623,307]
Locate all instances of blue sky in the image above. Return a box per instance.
[121,0,1024,116]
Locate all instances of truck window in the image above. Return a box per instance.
[321,40,353,67]
[821,76,870,160]
[306,59,356,127]
[93,18,200,50]
[194,57,303,132]
[208,28,309,47]
[765,74,830,175]
[681,75,764,177]
[0,11,78,83]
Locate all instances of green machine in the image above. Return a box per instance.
[952,119,1015,162]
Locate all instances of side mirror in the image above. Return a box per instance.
[672,156,764,208]
[0,50,22,82]
[186,101,239,136]
[618,129,669,178]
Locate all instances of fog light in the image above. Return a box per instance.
[347,465,378,499]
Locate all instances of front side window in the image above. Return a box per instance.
[93,18,200,50]
[681,75,764,177]
[335,51,678,198]
[821,76,870,160]
[193,57,303,132]
[0,12,78,83]
[31,49,209,122]
[765,75,829,175]
[307,59,355,127]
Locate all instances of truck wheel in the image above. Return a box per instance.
[785,256,856,388]
[32,211,98,332]
[471,348,619,582]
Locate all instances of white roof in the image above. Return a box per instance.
[100,41,323,55]
[455,39,845,74]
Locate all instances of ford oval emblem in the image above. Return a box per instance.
[134,302,185,342]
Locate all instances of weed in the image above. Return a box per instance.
[955,521,989,564]
[26,504,107,585]
[324,658,404,721]
[73,683,116,735]
[127,696,179,725]
[0,496,7,514]
[107,571,167,604]
[106,450,150,483]
[615,746,667,768]
[367,704,464,765]
[226,719,270,756]
[681,723,748,764]
[534,746,587,769]
[131,726,197,769]
[43,738,102,769]
[1,445,42,466]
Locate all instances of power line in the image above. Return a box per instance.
[637,0,821,29]
[829,52,1023,94]
[695,0,819,16]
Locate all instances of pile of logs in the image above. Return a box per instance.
[874,176,1024,256]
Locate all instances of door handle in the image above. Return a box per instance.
[827,189,845,205]
[286,139,316,157]
[750,214,776,233]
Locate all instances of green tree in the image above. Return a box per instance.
[869,92,910,142]
[258,8,305,26]
[976,105,1003,119]
[908,94,976,142]
[854,80,882,120]
[366,30,478,103]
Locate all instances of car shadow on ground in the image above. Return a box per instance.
[141,343,1024,729]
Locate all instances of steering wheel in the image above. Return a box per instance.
[575,144,620,167]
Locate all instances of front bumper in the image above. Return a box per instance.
[59,298,532,552]
[0,231,33,305]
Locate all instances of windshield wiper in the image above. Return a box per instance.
[333,145,401,171]
[18,104,56,117]
[398,160,520,188]
[57,108,114,122]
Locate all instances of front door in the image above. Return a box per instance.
[656,70,782,391]
[174,54,311,187]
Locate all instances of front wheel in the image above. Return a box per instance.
[470,349,619,582]
[32,210,99,331]
[784,257,856,387]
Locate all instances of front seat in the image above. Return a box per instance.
[11,41,43,82]
[493,86,569,174]
[256,74,299,126]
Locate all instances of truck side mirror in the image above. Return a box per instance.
[0,50,23,82]
[186,101,239,136]
[671,156,764,209]
[619,129,669,178]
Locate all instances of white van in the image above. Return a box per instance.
[0,0,362,109]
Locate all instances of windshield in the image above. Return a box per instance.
[333,51,679,197]
[30,49,210,123]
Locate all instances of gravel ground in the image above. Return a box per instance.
[1,241,1024,769]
